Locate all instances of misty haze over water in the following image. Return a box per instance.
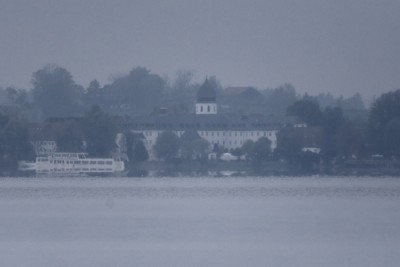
[1,175,399,267]
[1,1,400,265]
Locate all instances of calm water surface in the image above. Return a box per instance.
[0,176,399,267]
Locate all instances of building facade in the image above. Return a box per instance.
[126,79,283,159]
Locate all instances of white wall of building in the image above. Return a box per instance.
[195,103,217,115]
[131,129,278,160]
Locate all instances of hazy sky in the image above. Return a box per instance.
[1,0,399,99]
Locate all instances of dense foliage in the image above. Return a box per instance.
[154,131,180,161]
[368,90,400,157]
[0,64,397,175]
[0,110,33,174]
[32,64,84,118]
[82,105,118,157]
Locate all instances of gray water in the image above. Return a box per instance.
[0,176,399,267]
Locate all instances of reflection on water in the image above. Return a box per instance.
[1,176,400,199]
[0,176,400,267]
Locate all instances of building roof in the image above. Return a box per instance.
[197,79,217,103]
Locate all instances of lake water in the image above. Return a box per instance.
[0,176,399,267]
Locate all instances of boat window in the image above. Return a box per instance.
[82,161,88,164]
[97,161,105,164]
[106,161,113,165]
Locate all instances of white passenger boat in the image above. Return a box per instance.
[18,152,125,176]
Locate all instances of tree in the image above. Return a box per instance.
[82,105,117,157]
[154,131,180,161]
[103,67,166,114]
[253,137,272,162]
[241,140,255,160]
[32,64,84,118]
[84,80,102,105]
[287,100,322,126]
[265,84,297,114]
[132,140,149,162]
[231,147,243,159]
[275,128,303,163]
[5,87,29,108]
[334,119,363,159]
[383,118,400,158]
[288,100,347,162]
[164,70,196,114]
[0,111,33,174]
[53,120,84,152]
[342,93,365,110]
[179,130,209,160]
[320,107,345,161]
[368,90,400,156]
[275,127,321,173]
[172,70,194,92]
[322,107,344,134]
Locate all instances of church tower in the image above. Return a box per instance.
[196,79,217,115]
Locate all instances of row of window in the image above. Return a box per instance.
[144,139,256,147]
[199,131,273,137]
[46,160,113,165]
[143,131,274,137]
[198,105,216,112]
[43,167,114,172]
[131,123,278,129]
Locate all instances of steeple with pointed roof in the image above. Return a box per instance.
[195,79,217,115]
[196,78,217,103]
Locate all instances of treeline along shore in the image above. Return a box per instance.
[0,64,399,176]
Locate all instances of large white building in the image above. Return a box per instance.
[127,79,283,159]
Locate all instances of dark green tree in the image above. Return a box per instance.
[383,118,400,158]
[287,100,322,126]
[231,147,243,159]
[275,128,303,163]
[179,130,209,160]
[241,140,255,160]
[5,87,29,108]
[32,64,84,118]
[368,90,400,156]
[164,70,196,115]
[154,131,180,161]
[320,107,345,161]
[53,120,84,152]
[82,105,117,157]
[334,119,363,159]
[84,80,102,105]
[0,111,33,174]
[264,84,297,114]
[253,137,272,162]
[275,128,320,173]
[132,140,149,162]
[103,67,165,114]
